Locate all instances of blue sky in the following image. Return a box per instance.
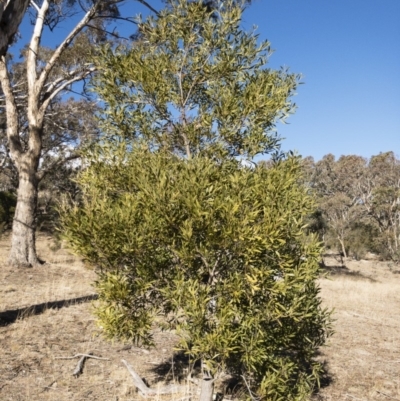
[17,0,400,161]
[242,0,400,161]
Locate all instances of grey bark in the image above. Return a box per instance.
[199,376,215,401]
[8,160,40,267]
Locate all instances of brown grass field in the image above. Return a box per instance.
[0,233,399,401]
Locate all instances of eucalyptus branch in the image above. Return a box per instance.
[30,0,40,13]
[135,0,159,16]
[36,2,100,92]
[0,56,23,157]
[86,24,131,41]
[40,67,96,112]
[27,0,49,102]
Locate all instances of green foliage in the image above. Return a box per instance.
[61,147,331,400]
[344,221,377,260]
[92,0,299,160]
[61,1,331,399]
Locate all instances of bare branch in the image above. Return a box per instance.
[27,0,50,98]
[93,14,138,25]
[241,375,261,401]
[40,67,96,112]
[136,0,159,16]
[55,353,110,360]
[121,359,186,396]
[86,24,131,41]
[36,3,101,94]
[55,353,110,377]
[30,0,40,13]
[37,154,80,181]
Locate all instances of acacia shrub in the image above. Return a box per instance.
[61,145,332,400]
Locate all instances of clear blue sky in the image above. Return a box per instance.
[242,0,400,161]
[18,0,400,161]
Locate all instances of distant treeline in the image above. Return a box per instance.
[301,151,400,262]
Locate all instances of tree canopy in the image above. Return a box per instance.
[92,0,299,160]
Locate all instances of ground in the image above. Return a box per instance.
[0,233,399,401]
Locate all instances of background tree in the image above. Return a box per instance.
[303,152,400,262]
[0,0,159,267]
[61,1,332,400]
[309,154,367,258]
[359,152,400,261]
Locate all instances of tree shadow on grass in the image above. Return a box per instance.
[313,358,333,396]
[149,350,333,400]
[150,351,201,383]
[0,294,98,326]
[320,260,377,282]
[220,356,334,400]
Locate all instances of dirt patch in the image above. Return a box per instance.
[1,234,399,400]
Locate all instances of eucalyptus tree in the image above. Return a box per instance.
[0,0,160,267]
[310,154,367,258]
[359,152,400,261]
[62,1,332,400]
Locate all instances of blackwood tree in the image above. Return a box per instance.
[61,1,332,400]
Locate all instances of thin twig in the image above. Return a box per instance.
[241,375,260,401]
[376,390,400,401]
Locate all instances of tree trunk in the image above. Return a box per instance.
[199,375,214,401]
[8,165,40,267]
[338,237,347,260]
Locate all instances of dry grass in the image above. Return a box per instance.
[315,258,400,401]
[1,233,399,400]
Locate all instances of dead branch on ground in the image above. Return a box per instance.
[55,353,109,377]
[122,358,191,397]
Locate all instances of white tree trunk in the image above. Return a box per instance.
[199,377,214,401]
[8,160,40,267]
